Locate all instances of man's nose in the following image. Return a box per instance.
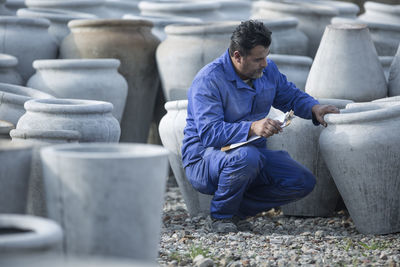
[261,57,268,68]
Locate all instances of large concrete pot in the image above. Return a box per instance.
[0,141,33,213]
[359,1,400,25]
[267,99,353,217]
[17,8,96,44]
[27,59,128,122]
[0,83,54,125]
[60,19,160,143]
[306,24,387,102]
[16,98,120,143]
[0,17,58,83]
[0,214,62,256]
[0,54,23,85]
[389,45,400,97]
[320,104,400,234]
[268,54,313,91]
[104,0,140,18]
[159,100,212,217]
[156,21,238,101]
[40,143,169,260]
[0,120,14,139]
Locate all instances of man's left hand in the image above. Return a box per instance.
[312,104,340,127]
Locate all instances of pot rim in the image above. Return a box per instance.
[10,129,81,141]
[138,1,220,12]
[25,0,105,8]
[122,14,202,26]
[165,21,239,35]
[24,98,114,114]
[260,17,299,29]
[0,120,15,135]
[317,98,354,109]
[17,8,96,22]
[364,1,400,14]
[33,58,120,70]
[373,96,400,102]
[164,99,188,111]
[253,0,338,16]
[0,54,18,68]
[268,54,313,66]
[104,0,138,8]
[0,16,50,28]
[68,18,153,29]
[331,17,400,31]
[0,83,54,105]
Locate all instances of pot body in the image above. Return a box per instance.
[389,45,400,97]
[0,54,23,85]
[60,19,160,143]
[159,100,212,217]
[40,143,169,260]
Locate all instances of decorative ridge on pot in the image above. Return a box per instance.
[24,98,114,115]
[0,16,50,28]
[164,21,239,35]
[0,83,53,105]
[138,1,221,12]
[268,54,312,66]
[17,8,96,22]
[32,58,120,70]
[68,18,153,29]
[10,129,81,142]
[25,0,105,8]
[0,54,18,68]
[252,0,339,16]
[164,99,187,111]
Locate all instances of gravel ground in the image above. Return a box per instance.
[158,185,400,267]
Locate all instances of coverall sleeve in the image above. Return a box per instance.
[190,77,252,148]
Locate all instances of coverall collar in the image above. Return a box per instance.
[223,49,256,91]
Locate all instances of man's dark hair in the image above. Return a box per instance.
[229,20,272,57]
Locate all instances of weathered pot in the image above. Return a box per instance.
[104,0,140,18]
[27,59,128,122]
[359,1,400,26]
[60,19,160,143]
[0,141,33,213]
[320,104,400,234]
[156,21,239,101]
[267,99,353,217]
[0,83,54,125]
[389,45,400,96]
[17,98,120,143]
[40,143,169,260]
[0,17,58,82]
[5,0,26,15]
[17,8,96,43]
[380,56,394,83]
[268,54,313,91]
[306,24,387,102]
[0,214,62,256]
[0,120,14,139]
[0,54,23,85]
[159,100,212,217]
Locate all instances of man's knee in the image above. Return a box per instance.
[225,146,263,178]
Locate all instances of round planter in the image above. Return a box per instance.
[0,54,23,85]
[320,104,400,234]
[359,1,400,26]
[60,19,160,143]
[156,21,239,101]
[27,59,128,122]
[268,54,313,91]
[0,83,54,125]
[0,17,58,83]
[267,99,353,217]
[40,143,169,260]
[0,120,14,139]
[104,0,140,18]
[16,98,120,143]
[159,100,212,217]
[306,24,387,102]
[379,56,394,83]
[0,141,33,214]
[17,8,96,43]
[0,214,62,256]
[5,0,26,15]
[389,45,400,96]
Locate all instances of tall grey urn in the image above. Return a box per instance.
[40,143,169,260]
[0,214,62,256]
[380,56,394,83]
[27,59,128,122]
[0,141,33,213]
[268,54,313,91]
[0,83,54,125]
[305,24,387,102]
[16,98,120,143]
[267,99,353,217]
[359,1,400,26]
[389,45,400,97]
[0,54,23,85]
[0,120,14,139]
[319,104,400,234]
[0,17,58,83]
[5,0,26,15]
[159,100,212,217]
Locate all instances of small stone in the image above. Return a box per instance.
[193,255,214,267]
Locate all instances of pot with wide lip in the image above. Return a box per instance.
[0,54,23,85]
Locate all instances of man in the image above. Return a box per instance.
[181,20,339,233]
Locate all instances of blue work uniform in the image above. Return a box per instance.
[181,49,319,219]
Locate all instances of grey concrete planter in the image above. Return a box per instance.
[27,59,128,122]
[0,83,54,125]
[0,54,23,85]
[320,104,400,234]
[359,1,400,26]
[16,98,120,143]
[159,100,212,217]
[40,143,169,260]
[306,24,387,102]
[389,45,400,97]
[0,214,62,256]
[0,141,33,214]
[0,120,14,139]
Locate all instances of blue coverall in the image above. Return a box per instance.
[182,49,319,219]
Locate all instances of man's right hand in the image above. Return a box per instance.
[249,118,283,138]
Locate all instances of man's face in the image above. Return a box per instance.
[233,45,270,80]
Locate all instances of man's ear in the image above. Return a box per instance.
[232,50,242,64]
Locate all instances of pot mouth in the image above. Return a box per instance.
[317,98,354,109]
[10,129,81,141]
[373,96,400,103]
[68,18,153,29]
[0,16,50,28]
[268,54,313,66]
[253,0,338,16]
[165,21,240,35]
[327,23,367,30]
[24,98,114,114]
[0,83,54,105]
[41,142,169,159]
[25,0,104,8]
[138,1,220,12]
[122,14,202,25]
[260,17,299,29]
[0,54,18,68]
[33,58,120,70]
[164,99,188,111]
[17,8,97,22]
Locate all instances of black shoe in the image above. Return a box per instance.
[209,217,238,233]
[232,216,253,232]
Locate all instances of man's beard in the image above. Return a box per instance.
[250,69,264,79]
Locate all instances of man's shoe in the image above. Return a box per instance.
[232,216,253,232]
[209,217,238,233]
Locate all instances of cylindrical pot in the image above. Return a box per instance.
[0,214,62,256]
[359,1,400,26]
[27,59,128,122]
[380,56,394,83]
[40,143,169,260]
[320,104,400,234]
[0,17,58,83]
[5,0,26,15]
[138,1,223,21]
[16,98,120,143]
[60,19,160,143]
[389,45,400,97]
[268,54,313,91]
[0,83,54,125]
[0,141,33,214]
[306,24,387,102]
[156,21,239,101]
[159,100,212,217]
[104,0,140,18]
[17,8,96,43]
[0,54,23,85]
[0,120,14,139]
